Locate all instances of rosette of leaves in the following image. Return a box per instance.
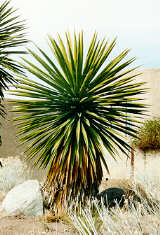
[10,32,146,206]
[0,0,27,145]
[0,0,27,98]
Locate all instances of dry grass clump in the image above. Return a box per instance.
[70,177,160,234]
[100,178,158,211]
[71,197,160,234]
[133,117,160,152]
[44,208,72,224]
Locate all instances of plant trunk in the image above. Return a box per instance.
[130,146,135,179]
[144,151,147,171]
[42,155,103,211]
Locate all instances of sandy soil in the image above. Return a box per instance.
[0,215,77,235]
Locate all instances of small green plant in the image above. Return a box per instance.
[133,118,160,152]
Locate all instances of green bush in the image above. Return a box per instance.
[133,118,160,152]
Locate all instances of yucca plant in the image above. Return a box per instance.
[0,0,27,145]
[0,0,27,98]
[10,32,146,207]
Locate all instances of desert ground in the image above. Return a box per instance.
[0,215,77,235]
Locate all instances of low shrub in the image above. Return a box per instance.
[132,117,160,152]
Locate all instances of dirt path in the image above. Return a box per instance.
[0,216,77,235]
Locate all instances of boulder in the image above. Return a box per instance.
[0,157,30,192]
[0,180,43,217]
[96,187,125,208]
